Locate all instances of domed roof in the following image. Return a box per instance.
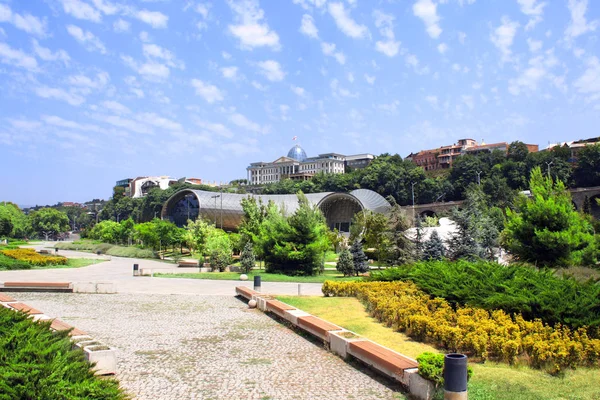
[287,144,307,162]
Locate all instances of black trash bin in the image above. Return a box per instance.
[253,275,261,292]
[444,353,468,398]
[133,263,139,276]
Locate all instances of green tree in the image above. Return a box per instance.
[0,202,31,238]
[502,167,596,267]
[422,230,445,260]
[507,141,530,162]
[349,238,369,275]
[134,221,159,249]
[383,204,413,266]
[336,248,354,276]
[29,208,70,241]
[87,220,123,244]
[240,241,255,273]
[0,212,13,238]
[205,228,232,271]
[573,144,600,187]
[184,218,212,255]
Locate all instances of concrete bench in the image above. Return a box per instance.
[348,340,418,381]
[1,281,73,293]
[50,319,88,336]
[178,260,199,267]
[235,286,258,300]
[8,302,43,315]
[297,315,343,341]
[266,299,296,318]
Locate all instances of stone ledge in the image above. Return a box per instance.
[297,315,343,341]
[266,299,296,318]
[235,286,258,300]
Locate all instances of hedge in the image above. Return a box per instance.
[322,281,600,374]
[0,307,126,399]
[366,260,600,328]
[0,248,67,266]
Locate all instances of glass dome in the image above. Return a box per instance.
[287,144,307,161]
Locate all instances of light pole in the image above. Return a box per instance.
[476,171,483,186]
[211,194,220,226]
[411,182,416,223]
[545,161,553,177]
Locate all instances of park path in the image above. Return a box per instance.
[0,242,324,296]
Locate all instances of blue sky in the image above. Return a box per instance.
[1,0,599,205]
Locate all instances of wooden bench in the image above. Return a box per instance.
[50,319,87,336]
[297,315,343,340]
[178,260,199,267]
[8,302,43,315]
[348,340,418,377]
[235,286,257,300]
[266,299,296,317]
[1,282,73,293]
[0,293,15,302]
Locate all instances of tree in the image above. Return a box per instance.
[205,228,233,272]
[422,230,445,260]
[0,212,12,238]
[383,204,413,266]
[240,242,255,273]
[0,202,30,238]
[336,248,354,276]
[502,167,596,267]
[184,218,212,255]
[507,141,530,162]
[29,208,70,240]
[573,144,600,187]
[350,239,369,276]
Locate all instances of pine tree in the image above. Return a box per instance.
[350,239,369,276]
[240,241,256,273]
[336,248,354,276]
[422,230,445,260]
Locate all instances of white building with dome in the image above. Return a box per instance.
[246,145,374,185]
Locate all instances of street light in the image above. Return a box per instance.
[411,182,416,223]
[546,161,553,177]
[476,171,483,186]
[211,194,221,226]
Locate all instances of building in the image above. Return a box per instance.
[161,188,391,233]
[247,144,374,185]
[545,136,600,162]
[116,177,207,198]
[407,139,539,171]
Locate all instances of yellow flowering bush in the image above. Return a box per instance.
[0,248,67,266]
[322,281,600,373]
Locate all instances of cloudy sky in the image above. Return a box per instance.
[1,0,599,205]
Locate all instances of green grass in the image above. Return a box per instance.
[156,270,363,283]
[276,296,600,400]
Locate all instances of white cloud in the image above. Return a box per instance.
[101,100,130,114]
[60,0,102,22]
[437,43,448,54]
[0,42,38,71]
[565,0,598,40]
[378,100,400,114]
[256,60,285,81]
[100,114,153,134]
[328,2,369,39]
[458,31,466,44]
[574,56,600,95]
[66,25,107,54]
[67,72,109,90]
[32,40,70,66]
[221,66,239,80]
[136,112,182,131]
[134,10,169,28]
[143,43,184,69]
[291,85,306,97]
[42,115,102,132]
[8,118,42,130]
[461,95,474,110]
[35,86,85,106]
[517,0,546,30]
[191,79,224,103]
[91,0,120,15]
[113,19,130,32]
[413,0,442,39]
[405,54,430,75]
[364,74,376,84]
[194,118,233,138]
[222,51,232,60]
[300,14,318,39]
[227,0,280,50]
[251,80,267,91]
[490,17,519,62]
[321,42,346,65]
[122,55,170,81]
[347,72,354,83]
[527,38,543,52]
[230,112,268,134]
[292,0,327,11]
[330,78,358,98]
[425,95,438,107]
[0,4,47,37]
[373,10,401,57]
[508,50,559,95]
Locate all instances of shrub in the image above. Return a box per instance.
[240,242,256,273]
[0,307,126,399]
[322,281,600,373]
[0,248,67,266]
[105,246,156,259]
[416,352,445,386]
[0,254,32,270]
[336,249,354,276]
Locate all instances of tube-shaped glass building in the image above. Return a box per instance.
[161,189,391,232]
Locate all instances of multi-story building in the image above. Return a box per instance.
[247,145,374,185]
[116,176,207,198]
[545,136,599,162]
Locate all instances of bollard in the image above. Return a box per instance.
[298,283,302,296]
[55,248,59,254]
[444,353,468,400]
[133,263,139,277]
[253,275,261,292]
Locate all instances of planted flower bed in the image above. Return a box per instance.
[322,281,600,374]
[1,248,68,266]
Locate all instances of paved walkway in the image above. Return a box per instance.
[0,243,323,296]
[15,292,405,400]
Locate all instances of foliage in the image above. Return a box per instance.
[322,281,600,373]
[0,213,12,238]
[336,248,354,277]
[240,241,255,273]
[54,241,157,259]
[0,202,31,238]
[573,144,600,188]
[365,260,600,329]
[0,307,126,400]
[205,228,232,271]
[422,215,439,227]
[383,204,413,266]
[183,218,212,255]
[0,254,32,270]
[502,168,596,267]
[0,248,67,266]
[422,230,445,260]
[349,239,369,276]
[29,208,70,240]
[416,352,445,386]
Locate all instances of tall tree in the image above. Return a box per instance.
[349,239,369,276]
[240,242,256,273]
[29,208,70,241]
[422,230,445,260]
[383,204,413,266]
[573,144,600,187]
[336,248,354,276]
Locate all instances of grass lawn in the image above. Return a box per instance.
[156,270,363,283]
[32,258,107,270]
[277,296,600,400]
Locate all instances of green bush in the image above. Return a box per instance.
[92,243,113,254]
[105,246,156,259]
[0,254,32,270]
[367,260,600,329]
[416,352,473,387]
[55,242,157,259]
[0,307,126,399]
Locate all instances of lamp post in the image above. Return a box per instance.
[546,161,553,177]
[411,182,416,223]
[476,171,483,186]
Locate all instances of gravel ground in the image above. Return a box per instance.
[15,292,406,400]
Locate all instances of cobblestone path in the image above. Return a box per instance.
[16,293,406,400]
